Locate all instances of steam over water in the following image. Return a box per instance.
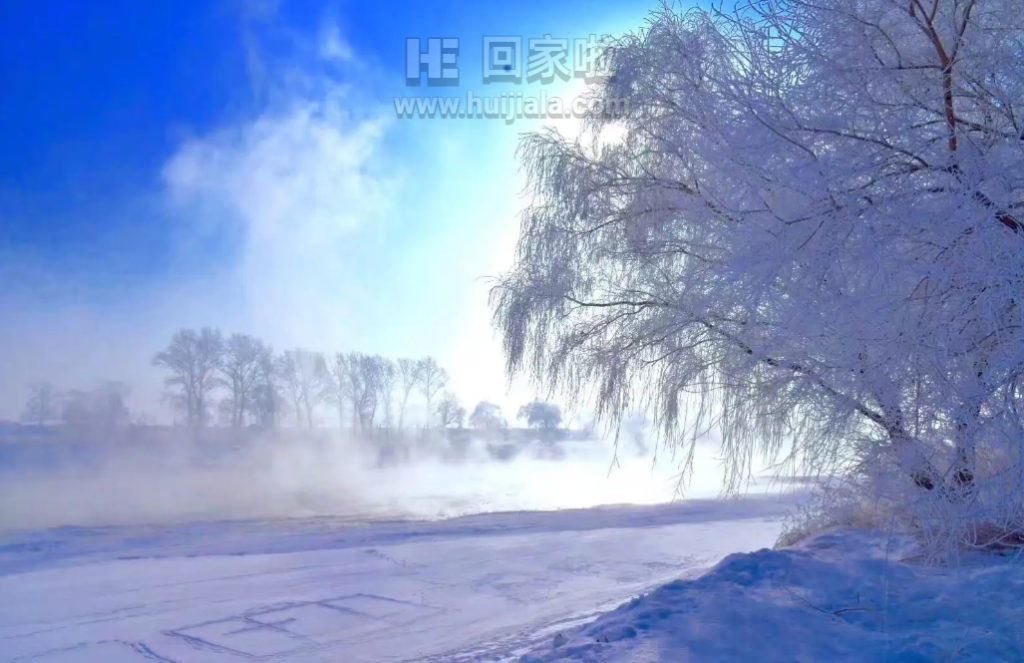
[0,432,781,531]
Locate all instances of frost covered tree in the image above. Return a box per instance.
[491,0,1024,499]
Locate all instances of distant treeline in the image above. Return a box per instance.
[15,328,587,439]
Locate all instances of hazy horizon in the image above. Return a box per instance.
[0,425,789,531]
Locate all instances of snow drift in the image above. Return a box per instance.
[521,529,1024,663]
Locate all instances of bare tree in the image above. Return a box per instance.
[219,333,270,428]
[396,358,421,432]
[417,356,448,427]
[349,355,395,433]
[278,349,328,428]
[252,350,285,428]
[336,352,366,433]
[21,382,60,425]
[324,352,352,431]
[371,356,397,431]
[354,355,381,431]
[437,391,463,428]
[153,327,224,428]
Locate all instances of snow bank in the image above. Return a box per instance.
[522,529,1024,663]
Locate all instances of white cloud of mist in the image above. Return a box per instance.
[0,430,783,532]
[162,90,398,352]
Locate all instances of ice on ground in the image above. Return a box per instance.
[522,528,1024,663]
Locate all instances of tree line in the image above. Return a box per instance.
[151,327,459,433]
[18,327,565,437]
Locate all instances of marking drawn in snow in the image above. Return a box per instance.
[361,547,421,569]
[324,593,443,622]
[10,640,177,663]
[166,594,443,658]
[411,602,616,663]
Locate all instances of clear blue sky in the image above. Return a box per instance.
[0,0,660,421]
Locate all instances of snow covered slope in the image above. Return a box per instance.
[521,529,1024,663]
[0,494,799,663]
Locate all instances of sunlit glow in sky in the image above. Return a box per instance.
[0,0,660,423]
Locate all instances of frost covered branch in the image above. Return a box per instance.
[491,0,1024,509]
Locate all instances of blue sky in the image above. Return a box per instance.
[0,0,658,421]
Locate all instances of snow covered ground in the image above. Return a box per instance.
[0,436,810,662]
[8,439,1018,663]
[0,495,801,663]
[522,528,1024,663]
